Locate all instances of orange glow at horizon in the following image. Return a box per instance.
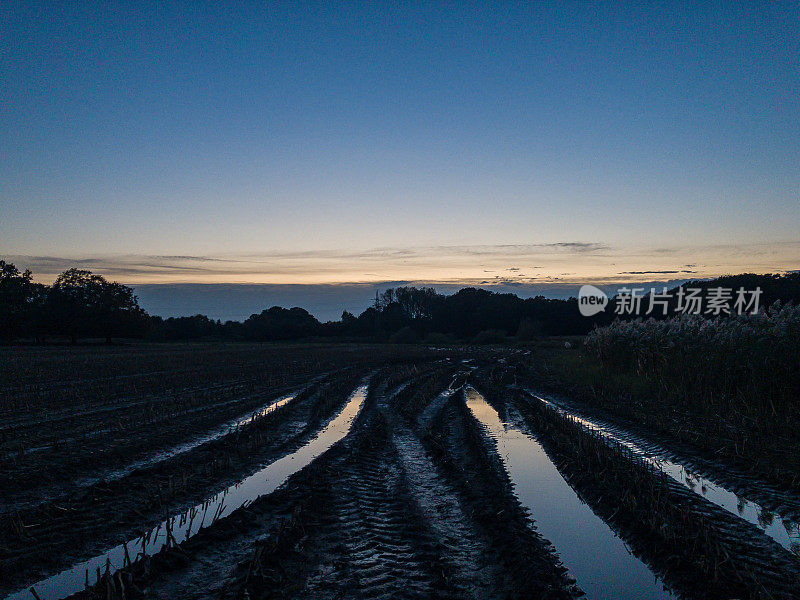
[9,241,800,287]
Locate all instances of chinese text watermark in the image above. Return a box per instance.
[578,285,762,317]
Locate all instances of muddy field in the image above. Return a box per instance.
[1,344,799,600]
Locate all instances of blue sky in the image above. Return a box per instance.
[2,2,798,313]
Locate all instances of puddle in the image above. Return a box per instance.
[5,384,369,600]
[230,394,295,428]
[465,387,673,600]
[525,390,800,556]
[74,391,301,487]
[7,387,303,463]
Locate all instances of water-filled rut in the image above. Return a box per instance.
[465,387,674,600]
[77,391,301,488]
[524,389,800,556]
[4,384,368,600]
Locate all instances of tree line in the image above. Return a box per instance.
[153,286,600,343]
[0,261,148,343]
[1,259,797,344]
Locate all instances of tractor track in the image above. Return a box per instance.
[481,376,800,600]
[6,357,800,600]
[423,390,580,599]
[0,370,365,598]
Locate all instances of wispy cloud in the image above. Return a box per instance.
[546,242,609,252]
[150,255,235,262]
[234,242,610,261]
[4,240,798,285]
[619,269,698,275]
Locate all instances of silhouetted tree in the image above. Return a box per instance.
[242,306,321,341]
[153,314,222,340]
[0,260,44,341]
[47,268,147,343]
[5,256,798,344]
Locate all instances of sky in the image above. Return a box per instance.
[2,3,799,318]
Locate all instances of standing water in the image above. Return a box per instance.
[525,390,800,556]
[5,384,369,600]
[78,391,301,487]
[465,387,673,600]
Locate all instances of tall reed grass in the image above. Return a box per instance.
[584,304,800,417]
[580,305,800,488]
